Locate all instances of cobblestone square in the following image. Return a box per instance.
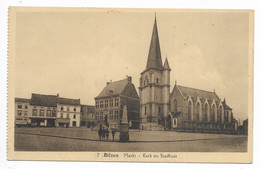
[15,128,247,152]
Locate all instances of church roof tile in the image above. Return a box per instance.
[177,85,220,101]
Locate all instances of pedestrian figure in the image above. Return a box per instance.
[105,128,109,140]
[98,128,102,140]
[112,129,116,141]
[102,127,106,140]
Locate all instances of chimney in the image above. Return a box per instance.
[127,76,132,83]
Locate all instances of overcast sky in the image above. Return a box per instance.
[15,8,250,121]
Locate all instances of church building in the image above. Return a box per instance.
[139,16,238,133]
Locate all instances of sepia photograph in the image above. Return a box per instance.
[7,7,253,162]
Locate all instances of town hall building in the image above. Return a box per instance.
[94,76,140,130]
[139,16,238,133]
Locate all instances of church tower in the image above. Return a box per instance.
[139,16,171,130]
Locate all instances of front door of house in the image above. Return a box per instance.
[73,121,76,127]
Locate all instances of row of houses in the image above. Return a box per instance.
[14,76,138,129]
[15,94,94,128]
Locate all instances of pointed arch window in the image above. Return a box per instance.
[203,103,208,122]
[174,99,178,112]
[211,104,215,122]
[218,105,223,122]
[195,102,200,121]
[224,110,228,123]
[187,101,192,121]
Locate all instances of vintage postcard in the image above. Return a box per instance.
[8,7,254,163]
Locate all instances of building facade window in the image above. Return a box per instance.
[195,102,200,121]
[74,107,76,112]
[110,99,114,107]
[211,104,215,122]
[40,110,44,116]
[96,101,99,108]
[18,105,22,109]
[115,98,119,106]
[100,112,103,120]
[32,109,37,116]
[158,106,161,114]
[109,111,113,119]
[95,112,99,120]
[67,114,69,119]
[73,114,76,119]
[187,101,192,121]
[174,118,177,125]
[218,105,222,122]
[100,101,104,108]
[25,105,28,109]
[203,103,208,121]
[67,106,70,111]
[174,99,178,112]
[156,78,159,84]
[52,110,57,117]
[61,106,64,111]
[46,110,51,117]
[105,100,108,107]
[145,106,147,115]
[17,110,22,116]
[24,111,28,117]
[224,111,228,123]
[114,111,118,119]
[61,113,63,118]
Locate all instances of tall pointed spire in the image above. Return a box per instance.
[145,15,163,71]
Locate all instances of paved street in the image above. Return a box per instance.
[15,127,247,152]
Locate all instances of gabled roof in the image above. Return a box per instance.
[86,106,95,113]
[176,85,220,101]
[15,98,30,103]
[144,16,163,72]
[57,97,80,105]
[30,93,57,107]
[95,77,139,99]
[81,105,95,113]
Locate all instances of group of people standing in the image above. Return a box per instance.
[98,127,116,141]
